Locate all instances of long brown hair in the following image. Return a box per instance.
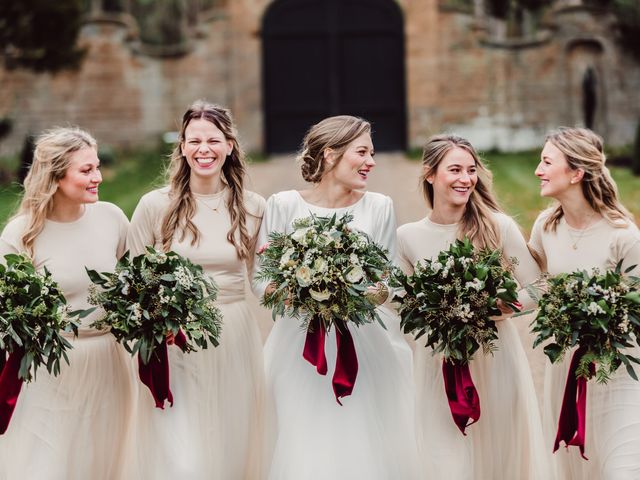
[421,134,504,250]
[15,127,97,257]
[542,127,633,232]
[161,100,252,258]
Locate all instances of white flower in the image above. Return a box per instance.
[620,315,630,333]
[291,227,311,245]
[460,256,473,267]
[310,289,332,302]
[175,266,193,288]
[465,278,484,291]
[148,251,167,264]
[445,256,455,270]
[349,253,360,266]
[279,247,296,268]
[41,286,49,295]
[431,261,443,273]
[455,303,474,322]
[121,283,130,295]
[130,303,143,321]
[345,265,364,283]
[313,257,328,273]
[586,301,606,316]
[295,265,314,287]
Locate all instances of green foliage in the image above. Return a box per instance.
[0,253,79,381]
[0,0,85,72]
[531,262,640,384]
[86,246,222,365]
[257,212,392,331]
[392,238,520,365]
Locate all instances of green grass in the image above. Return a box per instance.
[485,151,640,233]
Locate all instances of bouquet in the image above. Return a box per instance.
[0,253,79,434]
[531,262,640,458]
[392,238,520,434]
[86,246,222,408]
[256,212,391,403]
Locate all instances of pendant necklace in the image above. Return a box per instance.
[196,191,225,213]
[567,211,596,250]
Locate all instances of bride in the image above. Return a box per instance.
[253,115,419,480]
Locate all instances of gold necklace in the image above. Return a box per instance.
[567,211,596,250]
[196,193,225,213]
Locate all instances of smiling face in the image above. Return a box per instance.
[54,146,102,205]
[181,118,233,186]
[325,132,375,190]
[535,141,581,199]
[427,146,477,209]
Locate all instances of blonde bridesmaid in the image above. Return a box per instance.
[529,127,640,479]
[0,127,134,479]
[397,134,552,479]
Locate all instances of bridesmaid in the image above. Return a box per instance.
[253,115,420,480]
[126,100,266,479]
[529,127,640,479]
[397,134,552,479]
[0,127,134,479]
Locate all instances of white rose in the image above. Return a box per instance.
[345,265,364,283]
[295,265,314,287]
[310,289,332,302]
[291,227,310,245]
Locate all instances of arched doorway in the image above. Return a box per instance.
[262,0,406,153]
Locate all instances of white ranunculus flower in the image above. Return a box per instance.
[295,265,314,287]
[291,227,311,245]
[431,261,443,273]
[310,289,331,302]
[345,265,364,283]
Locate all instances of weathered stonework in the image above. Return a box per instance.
[1,0,638,155]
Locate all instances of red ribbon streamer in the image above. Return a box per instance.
[303,317,359,405]
[0,347,25,435]
[442,359,481,435]
[138,330,187,409]
[553,346,595,460]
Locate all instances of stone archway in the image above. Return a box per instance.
[262,0,407,153]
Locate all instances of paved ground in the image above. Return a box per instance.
[245,153,546,402]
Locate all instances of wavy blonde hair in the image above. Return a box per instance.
[14,127,97,257]
[161,100,252,259]
[297,115,371,183]
[421,134,504,251]
[542,127,633,232]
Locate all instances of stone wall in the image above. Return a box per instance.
[1,0,639,156]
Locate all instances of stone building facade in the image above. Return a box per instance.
[1,0,639,155]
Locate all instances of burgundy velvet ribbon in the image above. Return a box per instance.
[138,330,187,409]
[303,317,359,405]
[442,359,481,435]
[0,347,25,435]
[553,346,595,460]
